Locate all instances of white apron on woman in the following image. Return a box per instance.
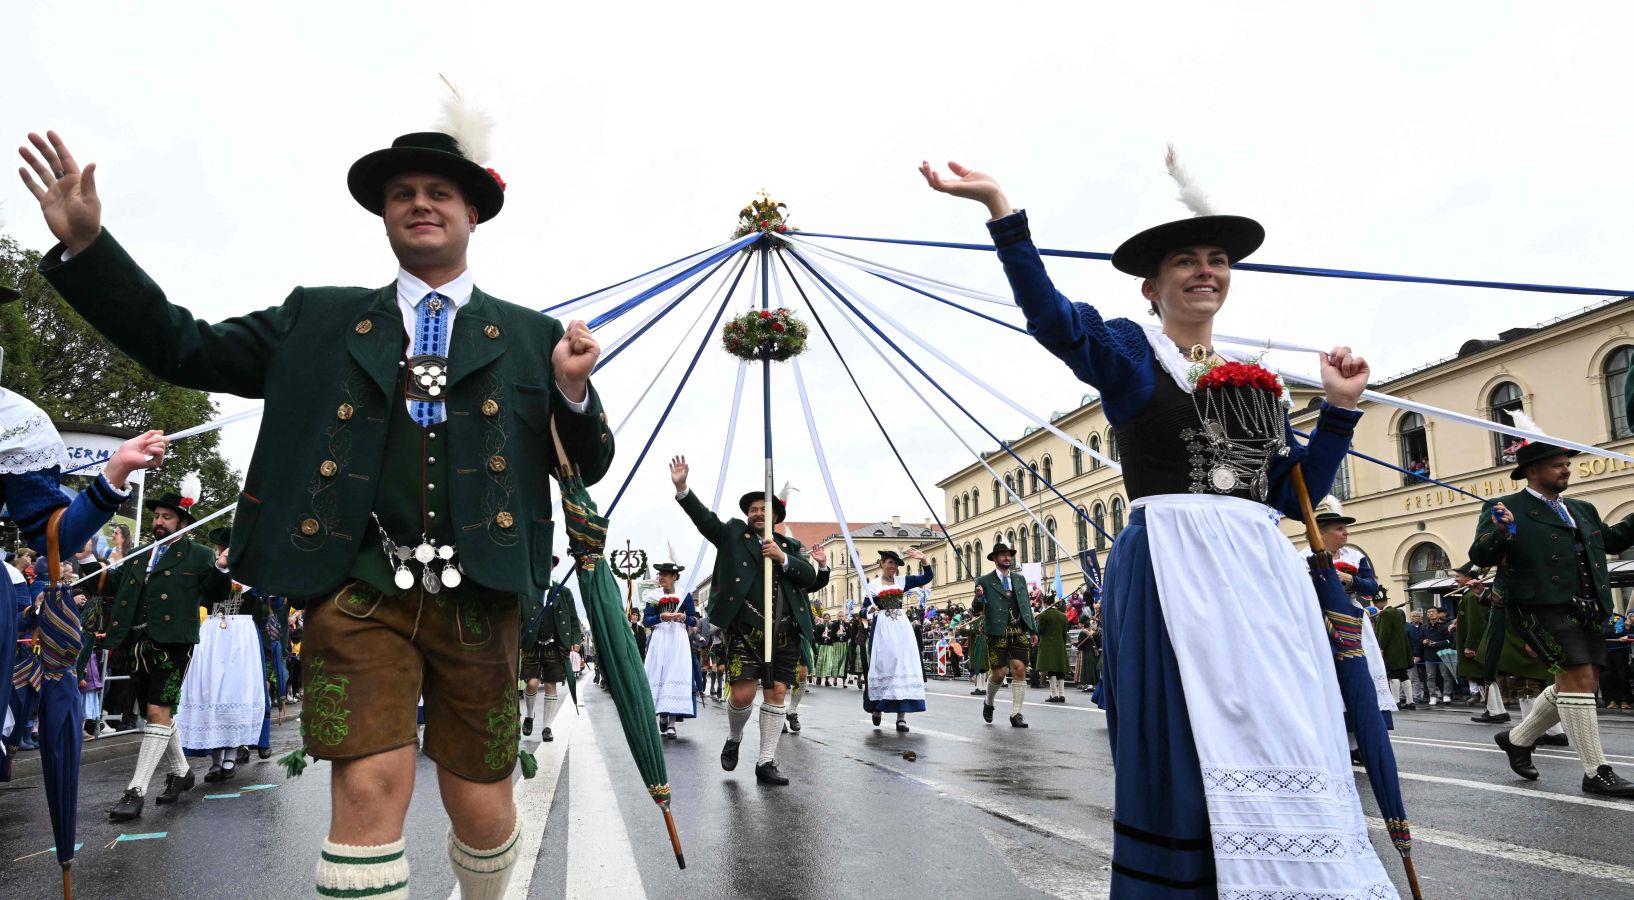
[863,576,927,713]
[642,590,696,719]
[176,613,265,750]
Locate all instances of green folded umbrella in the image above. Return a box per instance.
[554,425,685,869]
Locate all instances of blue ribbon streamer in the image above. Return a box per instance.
[1291,428,1483,501]
[595,250,746,372]
[795,232,1634,297]
[543,240,726,315]
[586,232,762,332]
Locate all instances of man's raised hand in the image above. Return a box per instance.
[669,455,689,492]
[18,131,101,255]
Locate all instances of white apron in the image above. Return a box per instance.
[176,614,265,750]
[642,592,695,718]
[864,577,927,705]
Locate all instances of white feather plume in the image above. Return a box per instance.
[1507,408,1541,437]
[179,471,202,505]
[666,541,679,565]
[1322,495,1344,517]
[777,480,798,504]
[1164,144,1217,217]
[436,74,494,164]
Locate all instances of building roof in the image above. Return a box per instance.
[778,520,873,548]
[847,520,947,541]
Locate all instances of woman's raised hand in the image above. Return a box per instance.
[918,161,1013,220]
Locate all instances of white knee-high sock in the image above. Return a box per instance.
[447,818,521,900]
[541,693,563,729]
[317,838,409,900]
[165,726,190,776]
[727,701,753,742]
[1389,678,1405,704]
[128,723,173,794]
[524,688,538,719]
[1486,682,1506,716]
[757,703,786,765]
[1556,692,1608,775]
[1510,685,1561,746]
[984,675,1003,707]
[788,681,803,712]
[1011,679,1026,715]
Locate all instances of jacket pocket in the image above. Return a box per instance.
[514,382,551,433]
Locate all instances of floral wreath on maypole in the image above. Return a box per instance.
[732,188,797,241]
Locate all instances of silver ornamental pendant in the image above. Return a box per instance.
[437,545,455,561]
[441,564,463,589]
[1252,472,1270,501]
[414,542,436,564]
[1209,465,1238,492]
[394,566,415,591]
[411,362,448,398]
[422,564,442,594]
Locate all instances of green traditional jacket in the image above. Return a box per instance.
[103,538,231,647]
[676,490,819,642]
[1455,592,1488,681]
[40,231,614,601]
[955,614,987,665]
[1373,605,1413,672]
[1035,606,1069,672]
[1470,490,1634,611]
[974,569,1037,636]
[1477,606,1554,681]
[521,580,580,649]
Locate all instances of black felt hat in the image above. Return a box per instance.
[877,550,904,566]
[654,562,685,575]
[1509,441,1578,481]
[145,492,197,524]
[986,542,1016,562]
[1454,561,1483,578]
[1111,215,1265,278]
[1314,510,1356,527]
[348,131,505,224]
[738,491,787,524]
[207,527,233,549]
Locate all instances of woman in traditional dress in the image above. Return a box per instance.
[862,548,934,732]
[923,159,1392,897]
[178,538,269,783]
[642,562,699,739]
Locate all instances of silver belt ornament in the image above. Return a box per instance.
[372,512,463,593]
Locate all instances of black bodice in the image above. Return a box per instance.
[1112,356,1269,504]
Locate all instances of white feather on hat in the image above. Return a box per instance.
[1322,496,1344,518]
[179,471,202,509]
[666,541,679,565]
[1164,144,1217,217]
[1506,408,1541,439]
[776,480,797,504]
[436,74,494,165]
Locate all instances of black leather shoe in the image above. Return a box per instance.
[541,727,554,743]
[235,746,250,766]
[787,714,801,734]
[155,770,194,805]
[871,712,882,727]
[109,788,144,821]
[895,720,909,733]
[754,761,789,785]
[220,765,237,782]
[258,746,271,759]
[1539,733,1570,747]
[522,716,534,737]
[1495,731,1538,780]
[1582,765,1634,797]
[982,704,994,724]
[204,765,223,783]
[1471,712,1511,724]
[1010,714,1029,728]
[969,688,984,695]
[1399,703,1417,711]
[721,738,742,772]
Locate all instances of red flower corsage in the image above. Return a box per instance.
[486,167,506,191]
[1194,361,1283,397]
[877,588,905,601]
[1333,561,1358,575]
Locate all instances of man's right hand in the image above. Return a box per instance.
[669,455,689,493]
[18,131,102,255]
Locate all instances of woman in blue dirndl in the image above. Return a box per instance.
[923,160,1397,898]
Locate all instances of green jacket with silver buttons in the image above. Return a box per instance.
[41,230,614,602]
[102,538,230,648]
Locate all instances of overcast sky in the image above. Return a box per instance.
[9,1,1634,581]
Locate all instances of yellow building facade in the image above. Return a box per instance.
[933,297,1634,614]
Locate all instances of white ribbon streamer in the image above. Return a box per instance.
[549,239,735,321]
[166,406,264,442]
[683,359,749,597]
[611,258,739,440]
[70,501,238,587]
[790,357,870,598]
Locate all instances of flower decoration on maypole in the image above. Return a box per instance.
[732,189,796,241]
[722,307,809,362]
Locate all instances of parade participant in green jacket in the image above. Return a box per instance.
[22,106,613,896]
[519,556,581,742]
[1036,597,1070,703]
[1476,439,1634,797]
[1373,601,1414,709]
[670,455,821,786]
[974,543,1037,727]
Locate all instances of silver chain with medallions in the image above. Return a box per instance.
[1181,385,1288,502]
[371,512,462,594]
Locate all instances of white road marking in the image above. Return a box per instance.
[565,704,647,900]
[982,827,1110,898]
[1386,768,1634,813]
[490,702,579,900]
[1391,732,1634,765]
[904,726,977,744]
[1368,817,1634,888]
[924,687,1104,715]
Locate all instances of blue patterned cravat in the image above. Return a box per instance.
[1547,497,1574,528]
[411,291,450,426]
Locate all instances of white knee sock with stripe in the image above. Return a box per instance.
[316,838,409,899]
[1555,692,1608,775]
[727,701,753,742]
[1486,681,1506,716]
[757,703,786,765]
[447,818,521,900]
[541,692,562,729]
[524,688,538,719]
[165,725,190,776]
[1510,685,1561,746]
[1011,679,1026,715]
[127,724,173,795]
[788,681,803,713]
[984,675,1002,707]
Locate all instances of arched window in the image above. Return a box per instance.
[1093,502,1108,551]
[1407,541,1452,613]
[1044,517,1057,562]
[1397,412,1429,487]
[974,540,983,573]
[1331,458,1353,501]
[1072,445,1084,476]
[1028,462,1040,495]
[991,479,1000,508]
[953,496,962,523]
[1042,456,1053,490]
[970,491,979,516]
[1005,530,1016,554]
[1108,429,1121,463]
[1089,433,1103,470]
[1488,382,1525,467]
[1111,496,1126,536]
[1606,345,1634,439]
[963,542,974,580]
[1076,507,1089,552]
[1018,525,1030,563]
[1004,474,1016,502]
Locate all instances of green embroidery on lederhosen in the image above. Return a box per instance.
[483,687,520,770]
[1513,607,1569,675]
[303,656,353,747]
[160,658,184,707]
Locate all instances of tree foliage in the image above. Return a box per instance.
[0,235,241,516]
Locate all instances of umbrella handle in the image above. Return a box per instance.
[549,420,577,478]
[661,806,686,870]
[1402,855,1423,900]
[1289,464,1327,555]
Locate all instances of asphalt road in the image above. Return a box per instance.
[4,679,1634,899]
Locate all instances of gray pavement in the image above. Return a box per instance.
[3,680,1634,898]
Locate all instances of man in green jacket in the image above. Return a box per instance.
[519,560,580,743]
[1475,440,1634,797]
[670,455,821,785]
[1373,601,1414,709]
[1036,596,1070,704]
[974,542,1037,727]
[21,117,613,896]
[100,492,230,820]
